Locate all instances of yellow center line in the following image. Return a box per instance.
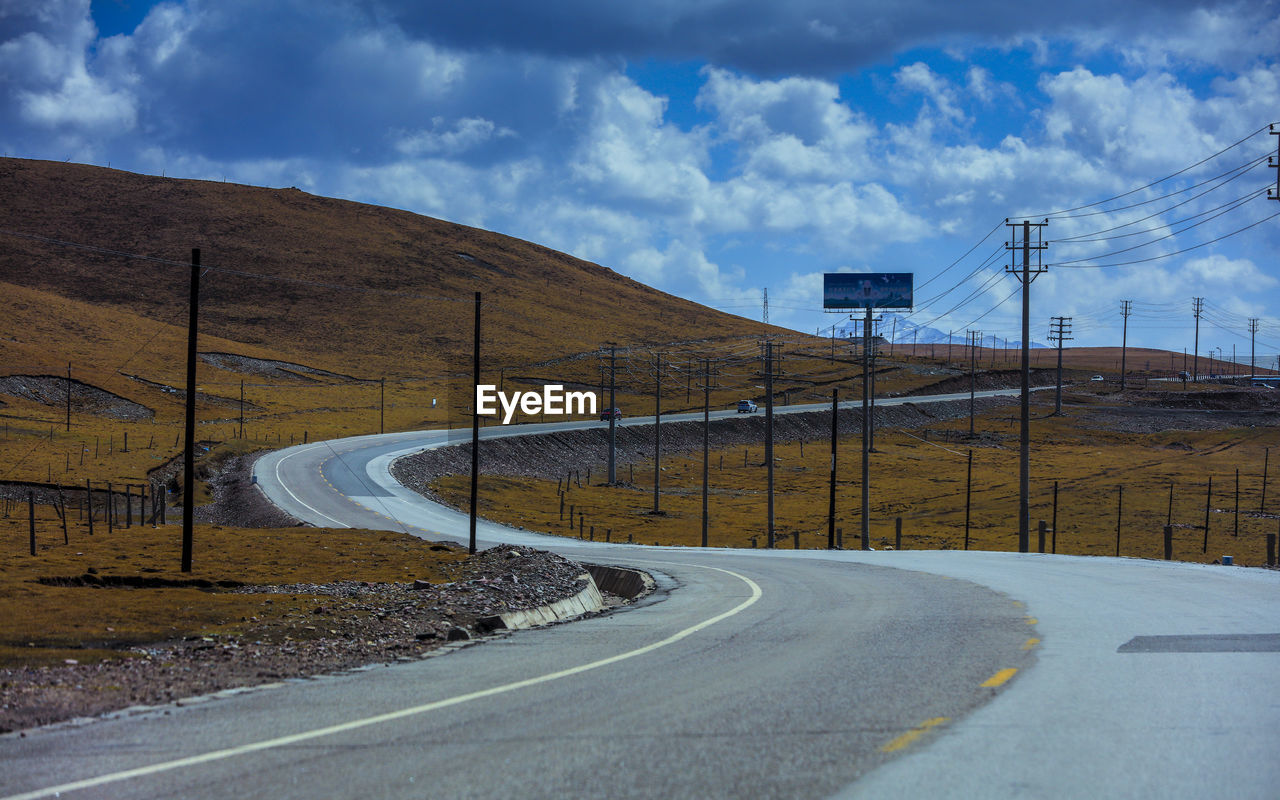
[1025,617,1038,625]
[1022,637,1040,650]
[981,668,1019,688]
[880,717,950,753]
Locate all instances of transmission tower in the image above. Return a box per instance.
[762,288,769,325]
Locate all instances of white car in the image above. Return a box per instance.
[1090,375,1104,382]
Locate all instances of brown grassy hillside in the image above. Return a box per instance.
[0,158,777,373]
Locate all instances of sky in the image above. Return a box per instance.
[2,0,1279,362]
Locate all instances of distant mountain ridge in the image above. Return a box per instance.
[835,312,1047,349]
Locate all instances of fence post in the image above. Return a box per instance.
[836,527,843,548]
[895,517,902,551]
[1038,520,1046,554]
[85,479,94,536]
[568,505,574,529]
[1267,531,1277,567]
[28,492,36,555]
[793,531,799,549]
[1165,525,1174,561]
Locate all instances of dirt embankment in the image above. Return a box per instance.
[0,544,600,734]
[392,395,1018,492]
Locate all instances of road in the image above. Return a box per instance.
[3,388,1278,799]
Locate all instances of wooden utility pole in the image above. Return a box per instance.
[765,341,775,548]
[653,352,662,514]
[968,329,980,436]
[607,344,617,484]
[861,308,872,550]
[828,388,838,549]
[468,291,481,554]
[181,248,200,573]
[701,359,711,548]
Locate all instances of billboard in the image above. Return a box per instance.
[823,272,913,310]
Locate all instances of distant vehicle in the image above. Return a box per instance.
[600,407,622,421]
[737,400,758,413]
[1090,375,1104,382]
[1178,371,1191,380]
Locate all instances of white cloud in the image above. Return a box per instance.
[394,117,514,156]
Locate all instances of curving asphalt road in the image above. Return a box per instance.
[3,388,1278,799]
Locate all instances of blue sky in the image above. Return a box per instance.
[2,0,1279,361]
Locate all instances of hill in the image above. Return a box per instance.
[0,157,777,375]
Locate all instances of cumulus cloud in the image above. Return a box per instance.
[0,0,1275,346]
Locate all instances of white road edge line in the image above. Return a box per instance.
[4,565,763,800]
[271,447,349,528]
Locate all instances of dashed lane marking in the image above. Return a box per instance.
[980,668,1019,688]
[880,717,950,753]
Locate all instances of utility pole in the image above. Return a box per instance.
[968,329,980,436]
[65,363,72,432]
[239,379,245,438]
[1006,219,1048,554]
[702,359,712,547]
[1269,122,1279,201]
[1049,317,1072,414]
[469,292,481,554]
[765,341,776,548]
[1120,300,1132,390]
[607,344,617,484]
[828,387,838,549]
[868,318,880,452]
[1192,297,1204,381]
[652,352,662,513]
[1249,318,1259,381]
[379,377,385,434]
[181,248,200,573]
[861,307,872,551]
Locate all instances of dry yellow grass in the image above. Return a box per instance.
[431,395,1279,565]
[0,518,468,667]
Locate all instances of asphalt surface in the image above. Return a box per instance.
[4,388,1278,799]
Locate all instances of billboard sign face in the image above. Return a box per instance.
[823,272,913,309]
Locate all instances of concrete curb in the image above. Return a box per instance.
[486,572,604,631]
[583,563,654,600]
